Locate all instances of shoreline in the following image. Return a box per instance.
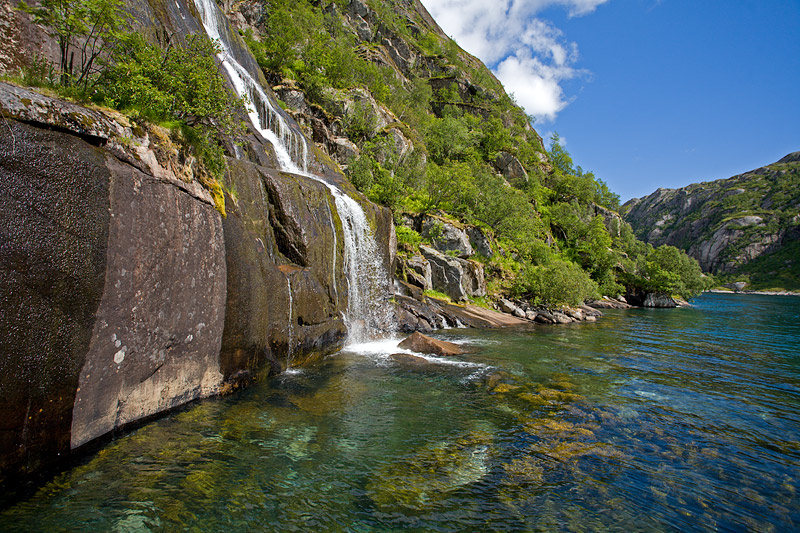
[708,289,800,297]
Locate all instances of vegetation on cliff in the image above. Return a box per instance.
[11,0,247,213]
[7,0,709,305]
[238,0,707,305]
[623,153,800,291]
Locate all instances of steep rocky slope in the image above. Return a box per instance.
[0,0,394,491]
[623,153,800,289]
[0,0,706,494]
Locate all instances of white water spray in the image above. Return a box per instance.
[193,0,394,344]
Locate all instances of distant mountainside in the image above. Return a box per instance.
[622,152,800,290]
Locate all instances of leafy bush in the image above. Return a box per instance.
[94,33,246,178]
[642,245,709,298]
[512,259,599,307]
[395,225,422,249]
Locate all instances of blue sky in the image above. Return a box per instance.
[420,0,800,202]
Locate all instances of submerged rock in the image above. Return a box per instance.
[398,332,464,356]
[366,431,493,510]
[389,352,441,370]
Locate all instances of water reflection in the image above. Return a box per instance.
[1,294,799,531]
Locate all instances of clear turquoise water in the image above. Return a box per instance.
[2,293,799,531]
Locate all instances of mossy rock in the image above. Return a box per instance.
[366,431,493,510]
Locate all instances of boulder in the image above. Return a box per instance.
[332,136,360,162]
[726,281,748,291]
[398,254,432,291]
[552,312,574,324]
[467,226,494,258]
[461,260,487,298]
[564,308,584,321]
[419,245,485,301]
[493,151,529,187]
[420,216,474,258]
[587,297,631,309]
[642,293,679,308]
[534,310,556,324]
[498,298,518,314]
[398,332,464,357]
[580,305,603,318]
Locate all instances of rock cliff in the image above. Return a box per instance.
[622,153,800,289]
[0,0,394,491]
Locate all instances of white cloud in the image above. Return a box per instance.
[420,0,608,122]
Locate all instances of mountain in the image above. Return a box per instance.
[622,152,800,290]
[0,0,710,491]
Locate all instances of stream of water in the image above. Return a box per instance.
[194,0,394,345]
[2,293,798,531]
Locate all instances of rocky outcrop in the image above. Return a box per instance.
[397,254,433,291]
[420,216,474,258]
[493,151,529,187]
[623,154,800,282]
[592,203,623,238]
[393,281,602,333]
[467,226,494,258]
[0,82,228,481]
[623,290,680,308]
[420,245,485,301]
[0,38,393,489]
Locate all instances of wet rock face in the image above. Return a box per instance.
[220,160,348,380]
[0,119,110,484]
[0,82,390,488]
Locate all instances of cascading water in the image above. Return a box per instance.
[194,0,308,173]
[325,185,395,343]
[193,0,394,344]
[285,276,294,366]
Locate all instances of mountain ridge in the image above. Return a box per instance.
[622,152,800,290]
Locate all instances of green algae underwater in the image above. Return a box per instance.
[2,293,799,531]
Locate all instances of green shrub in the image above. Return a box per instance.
[94,33,246,179]
[645,245,708,298]
[512,259,599,307]
[395,226,422,249]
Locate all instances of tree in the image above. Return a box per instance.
[18,0,129,87]
[642,245,708,299]
[512,258,599,307]
[95,33,247,178]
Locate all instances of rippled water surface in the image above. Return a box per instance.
[2,293,799,531]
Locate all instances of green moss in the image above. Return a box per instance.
[423,289,452,303]
[366,431,493,510]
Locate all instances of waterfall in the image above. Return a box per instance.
[286,276,294,367]
[194,0,308,173]
[193,0,394,344]
[324,183,395,343]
